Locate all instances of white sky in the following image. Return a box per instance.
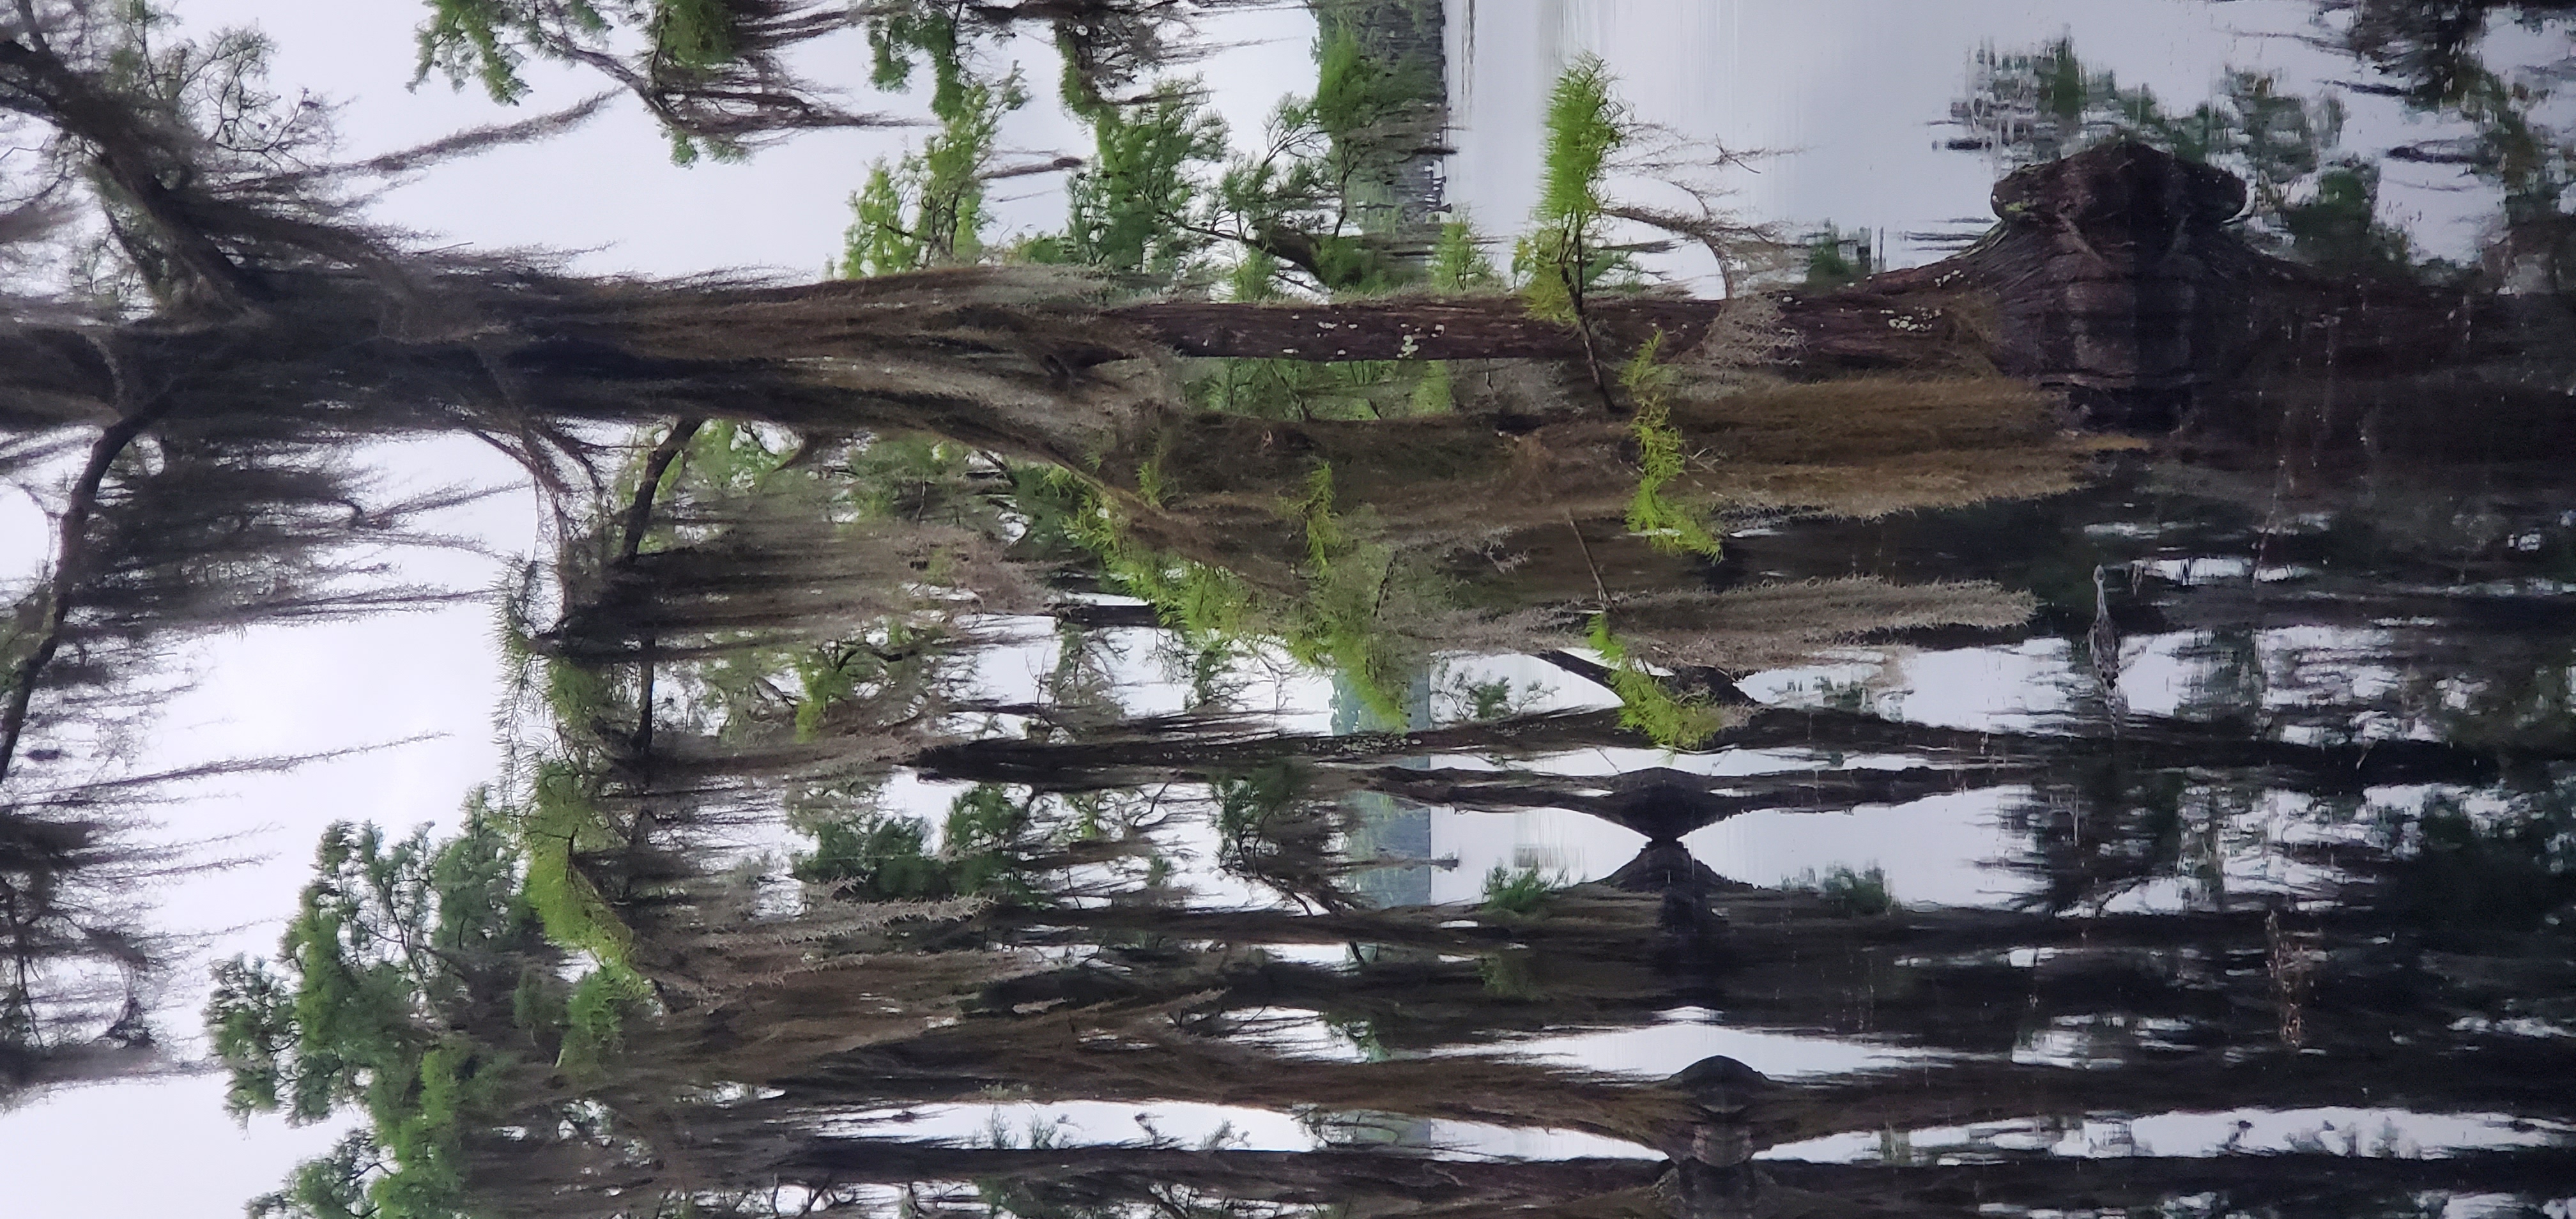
[0,1,2550,1215]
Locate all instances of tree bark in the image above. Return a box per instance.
[769,1141,1665,1209]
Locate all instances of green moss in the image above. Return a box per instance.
[1407,360,1454,415]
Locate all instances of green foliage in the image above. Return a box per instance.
[1478,865,1560,918]
[790,647,859,741]
[1214,763,1303,845]
[862,0,960,95]
[1517,54,1635,321]
[1292,464,1347,569]
[1477,947,1544,997]
[1791,864,1898,917]
[246,1130,390,1219]
[1202,17,1443,295]
[1436,668,1535,724]
[944,783,1038,896]
[1133,434,1172,507]
[577,420,985,754]
[210,804,567,1219]
[840,434,988,523]
[415,0,740,101]
[541,650,619,739]
[206,954,298,1117]
[1588,613,1728,750]
[1618,334,1722,558]
[414,0,555,104]
[792,785,1048,904]
[370,1038,502,1215]
[2279,159,2416,273]
[556,965,652,1079]
[1019,462,1425,722]
[513,762,633,966]
[1391,218,1496,415]
[1213,763,1351,907]
[1429,217,1499,291]
[839,65,1028,277]
[790,629,934,742]
[1325,1013,1391,1062]
[843,164,919,278]
[1278,464,1417,719]
[1190,356,1440,422]
[1536,56,1625,234]
[209,814,527,1124]
[1013,466,1261,642]
[1051,76,1228,275]
[675,417,790,494]
[792,810,950,899]
[1304,18,1434,171]
[1802,222,1876,288]
[1227,245,1284,302]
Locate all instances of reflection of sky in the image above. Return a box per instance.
[1770,1107,2576,1163]
[1447,0,2515,286]
[1460,1006,1937,1080]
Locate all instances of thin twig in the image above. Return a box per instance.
[1566,510,1611,606]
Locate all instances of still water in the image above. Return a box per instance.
[4,1,2574,1216]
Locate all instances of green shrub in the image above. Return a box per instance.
[1791,864,1897,916]
[1479,864,1560,917]
[1588,614,1729,749]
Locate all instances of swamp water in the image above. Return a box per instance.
[2,1,2573,1216]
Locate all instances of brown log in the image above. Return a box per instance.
[1107,295,1731,362]
[1112,142,2527,435]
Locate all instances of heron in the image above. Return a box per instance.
[2089,564,2129,723]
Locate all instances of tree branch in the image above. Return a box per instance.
[0,409,162,786]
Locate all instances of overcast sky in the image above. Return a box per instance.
[0,1,2531,1213]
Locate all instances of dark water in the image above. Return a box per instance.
[4,2,2575,1217]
